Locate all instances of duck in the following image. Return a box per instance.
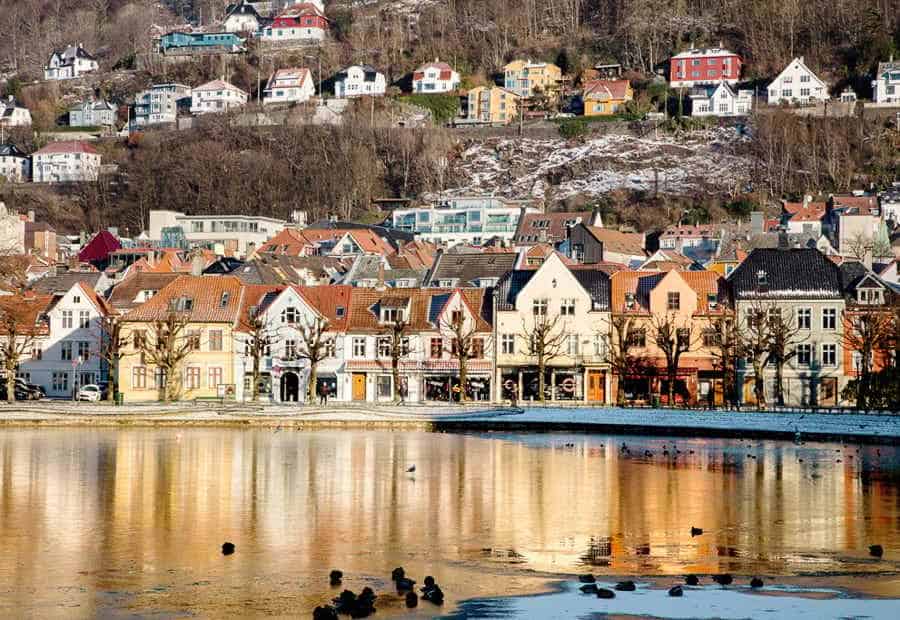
[685,574,700,586]
[750,577,764,588]
[614,581,636,591]
[668,585,683,597]
[712,574,733,586]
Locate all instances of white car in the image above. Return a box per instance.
[77,384,102,402]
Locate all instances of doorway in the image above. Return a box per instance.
[352,373,366,401]
[280,372,300,402]
[587,371,605,402]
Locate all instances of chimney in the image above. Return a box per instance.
[27,210,35,222]
[802,195,812,208]
[750,211,764,236]
[799,56,804,64]
[191,254,204,276]
[863,246,873,270]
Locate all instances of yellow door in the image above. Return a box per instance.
[352,373,366,401]
[588,371,605,402]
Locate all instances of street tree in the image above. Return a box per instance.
[441,309,484,403]
[708,311,743,408]
[97,315,131,401]
[521,308,567,403]
[297,315,331,402]
[137,311,193,402]
[0,295,47,403]
[843,309,893,411]
[765,306,805,406]
[650,312,696,405]
[382,315,410,403]
[608,314,640,406]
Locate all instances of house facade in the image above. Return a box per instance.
[872,58,900,105]
[334,65,387,98]
[43,45,98,80]
[133,84,192,127]
[68,99,117,127]
[159,32,245,55]
[767,57,829,105]
[494,254,612,403]
[582,80,633,116]
[147,210,287,257]
[0,97,32,126]
[464,86,519,124]
[190,80,248,114]
[263,68,315,104]
[567,223,647,266]
[669,47,741,88]
[31,141,101,183]
[392,196,538,246]
[18,282,110,398]
[731,248,847,407]
[689,82,752,116]
[224,0,264,33]
[503,60,562,99]
[262,3,328,43]
[0,143,31,183]
[412,60,460,93]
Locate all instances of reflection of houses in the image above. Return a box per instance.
[342,287,493,403]
[731,248,846,406]
[609,269,729,406]
[494,253,612,403]
[119,276,244,402]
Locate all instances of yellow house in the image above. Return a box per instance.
[118,275,244,402]
[707,250,747,278]
[582,79,633,116]
[503,59,562,98]
[465,86,519,124]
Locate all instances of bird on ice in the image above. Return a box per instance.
[406,465,416,473]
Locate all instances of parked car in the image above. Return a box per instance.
[77,384,103,402]
[0,383,32,401]
[15,378,44,400]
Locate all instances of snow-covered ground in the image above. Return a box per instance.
[452,127,751,200]
[449,580,900,620]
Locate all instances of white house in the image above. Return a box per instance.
[190,79,248,114]
[412,59,460,94]
[767,57,829,105]
[224,0,264,33]
[334,65,387,98]
[263,67,315,104]
[689,82,753,116]
[132,83,192,127]
[43,45,99,81]
[31,141,101,183]
[880,185,900,225]
[0,144,31,183]
[0,97,32,127]
[19,282,111,398]
[68,98,116,127]
[872,57,900,105]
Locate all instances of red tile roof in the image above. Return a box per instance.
[122,275,244,323]
[582,79,630,100]
[34,140,98,155]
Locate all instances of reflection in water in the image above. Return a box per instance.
[0,429,897,617]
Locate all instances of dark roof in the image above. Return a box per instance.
[730,248,843,300]
[226,0,261,18]
[203,256,244,275]
[0,143,27,157]
[335,65,380,82]
[30,271,102,295]
[839,261,891,301]
[513,211,594,245]
[495,270,535,310]
[236,255,349,285]
[427,293,451,324]
[495,268,610,311]
[425,250,518,287]
[106,272,182,311]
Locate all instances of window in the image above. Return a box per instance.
[430,337,443,359]
[472,338,484,359]
[501,334,515,354]
[79,311,90,329]
[209,330,223,351]
[336,306,346,319]
[629,329,646,348]
[822,343,837,367]
[62,310,73,329]
[208,367,223,387]
[323,338,336,358]
[52,372,69,392]
[381,308,405,323]
[352,337,366,358]
[284,339,297,358]
[220,292,230,307]
[451,310,463,325]
[561,299,576,315]
[593,334,606,356]
[185,367,200,390]
[377,336,392,358]
[533,299,548,316]
[702,328,720,347]
[282,307,299,324]
[800,74,810,83]
[567,334,579,356]
[822,308,837,330]
[31,343,42,360]
[376,375,393,399]
[77,341,90,360]
[61,341,73,361]
[797,308,811,329]
[133,330,146,350]
[677,328,691,347]
[187,330,201,351]
[757,270,768,286]
[667,292,680,311]
[797,344,812,366]
[73,295,81,304]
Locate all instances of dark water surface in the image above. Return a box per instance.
[0,428,897,618]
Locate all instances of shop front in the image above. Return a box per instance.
[611,359,720,406]
[343,360,421,402]
[422,360,492,402]
[498,366,607,403]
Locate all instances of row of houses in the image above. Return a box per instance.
[2,245,894,408]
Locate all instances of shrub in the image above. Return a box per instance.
[557,118,589,139]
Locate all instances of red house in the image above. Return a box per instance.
[78,230,121,268]
[263,3,328,42]
[669,47,741,88]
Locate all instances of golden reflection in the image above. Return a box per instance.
[0,430,896,617]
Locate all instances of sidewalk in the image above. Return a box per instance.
[0,401,897,442]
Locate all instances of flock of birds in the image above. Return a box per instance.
[312,566,445,618]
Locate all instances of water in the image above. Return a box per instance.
[0,429,897,618]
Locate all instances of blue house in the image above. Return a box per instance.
[159,32,245,55]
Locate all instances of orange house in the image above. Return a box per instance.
[610,270,731,405]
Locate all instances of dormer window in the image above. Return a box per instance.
[220,292,230,307]
[171,296,193,312]
[707,293,718,309]
[381,308,405,323]
[757,270,768,286]
[625,292,635,309]
[336,306,346,318]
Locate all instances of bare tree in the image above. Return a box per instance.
[97,315,130,401]
[137,311,193,402]
[296,315,331,403]
[608,314,639,406]
[521,309,567,403]
[843,309,893,411]
[765,306,805,407]
[650,313,696,405]
[0,295,46,403]
[741,303,773,409]
[241,308,279,402]
[382,316,410,403]
[441,311,483,403]
[708,312,743,409]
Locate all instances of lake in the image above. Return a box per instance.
[0,428,897,618]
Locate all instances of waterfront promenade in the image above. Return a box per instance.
[1,401,898,443]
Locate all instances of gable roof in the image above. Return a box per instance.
[122,275,245,323]
[495,264,610,312]
[772,57,827,89]
[34,140,98,156]
[78,230,121,264]
[425,250,517,286]
[236,254,350,285]
[0,143,27,157]
[106,272,182,311]
[0,294,53,336]
[610,270,728,314]
[729,248,843,300]
[194,79,246,94]
[30,271,103,295]
[514,211,594,245]
[347,287,490,333]
[584,226,646,258]
[582,80,630,100]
